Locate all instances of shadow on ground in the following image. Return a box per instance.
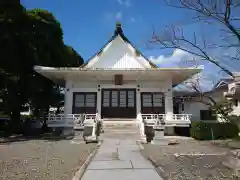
[0,133,75,144]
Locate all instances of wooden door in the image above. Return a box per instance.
[101,89,136,118]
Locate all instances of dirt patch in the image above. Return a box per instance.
[141,139,234,180]
[0,139,96,180]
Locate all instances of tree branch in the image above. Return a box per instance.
[164,0,240,42]
[150,27,234,77]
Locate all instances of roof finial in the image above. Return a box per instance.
[114,22,123,35]
[116,22,121,28]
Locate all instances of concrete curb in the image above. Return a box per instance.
[137,142,165,178]
[137,141,145,150]
[72,140,102,180]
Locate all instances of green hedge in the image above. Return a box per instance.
[191,121,239,140]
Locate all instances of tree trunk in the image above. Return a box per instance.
[9,109,21,134]
[42,108,49,133]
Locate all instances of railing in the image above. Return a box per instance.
[138,113,192,142]
[48,114,72,126]
[141,114,166,129]
[141,114,161,121]
[47,113,97,128]
[172,114,191,121]
[73,114,87,129]
[142,113,165,122]
[85,114,97,121]
[141,113,191,125]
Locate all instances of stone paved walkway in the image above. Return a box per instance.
[81,138,163,180]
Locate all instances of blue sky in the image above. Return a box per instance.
[21,0,238,90]
[21,0,187,59]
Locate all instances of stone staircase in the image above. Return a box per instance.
[102,119,141,140]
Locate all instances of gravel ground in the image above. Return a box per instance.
[141,138,234,180]
[0,139,96,180]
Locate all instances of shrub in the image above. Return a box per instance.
[191,121,239,140]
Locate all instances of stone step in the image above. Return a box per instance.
[103,120,136,124]
[104,130,140,134]
[104,123,137,126]
[103,122,139,130]
[103,120,137,124]
[104,126,138,130]
[102,118,135,121]
[102,121,141,137]
[104,131,140,135]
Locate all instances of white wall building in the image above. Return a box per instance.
[177,78,240,122]
[34,23,203,134]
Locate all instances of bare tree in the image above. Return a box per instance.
[150,0,240,77]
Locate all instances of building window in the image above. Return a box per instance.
[141,92,164,108]
[153,93,163,107]
[85,94,96,107]
[127,90,135,107]
[74,93,96,108]
[142,94,152,107]
[103,90,110,107]
[111,90,119,107]
[200,110,217,121]
[73,92,97,114]
[75,94,85,107]
[141,92,165,114]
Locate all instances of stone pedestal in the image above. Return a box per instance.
[151,126,168,145]
[83,119,98,143]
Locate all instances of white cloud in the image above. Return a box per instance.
[149,49,195,67]
[116,12,122,20]
[149,49,223,91]
[149,55,165,64]
[117,0,131,8]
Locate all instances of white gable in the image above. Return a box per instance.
[84,36,153,69]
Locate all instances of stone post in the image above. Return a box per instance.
[152,126,167,145]
[151,117,168,145]
[165,89,173,122]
